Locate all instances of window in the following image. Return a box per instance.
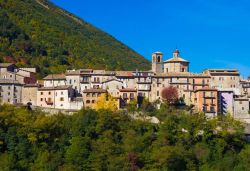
[210,107,215,112]
[86,100,90,104]
[157,56,161,62]
[8,86,10,90]
[123,93,127,98]
[41,92,43,95]
[61,91,63,95]
[8,92,10,96]
[60,97,64,101]
[48,98,52,102]
[92,100,95,103]
[40,98,43,101]
[182,68,185,72]
[157,91,159,96]
[8,99,10,102]
[48,92,51,95]
[130,93,134,99]
[242,107,245,110]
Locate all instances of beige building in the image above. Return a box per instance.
[233,97,250,120]
[203,69,241,94]
[82,89,107,109]
[102,79,123,98]
[163,49,189,73]
[119,88,137,108]
[0,79,22,105]
[152,52,163,73]
[37,85,74,109]
[43,74,67,87]
[22,84,39,106]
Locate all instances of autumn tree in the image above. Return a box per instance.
[161,86,179,104]
[93,93,118,112]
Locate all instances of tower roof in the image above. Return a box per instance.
[153,51,163,55]
[164,49,189,63]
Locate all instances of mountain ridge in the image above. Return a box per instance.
[0,0,150,77]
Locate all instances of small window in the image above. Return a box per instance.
[92,100,95,103]
[242,107,245,110]
[157,91,159,96]
[40,98,43,101]
[60,97,64,101]
[41,92,43,95]
[61,91,63,95]
[48,92,51,95]
[86,100,90,104]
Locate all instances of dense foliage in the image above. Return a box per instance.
[0,104,250,171]
[0,0,150,78]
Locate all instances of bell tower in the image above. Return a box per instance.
[152,52,163,73]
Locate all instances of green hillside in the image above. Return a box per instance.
[0,0,150,77]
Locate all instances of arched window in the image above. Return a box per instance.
[157,56,161,63]
[86,100,90,104]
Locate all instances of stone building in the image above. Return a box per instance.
[37,85,74,109]
[193,88,218,116]
[82,89,107,108]
[43,74,66,87]
[233,97,250,120]
[203,69,241,94]
[22,84,39,106]
[163,49,189,73]
[152,52,163,73]
[0,79,22,104]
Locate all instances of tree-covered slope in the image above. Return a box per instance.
[0,0,150,77]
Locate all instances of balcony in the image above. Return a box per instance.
[45,101,53,105]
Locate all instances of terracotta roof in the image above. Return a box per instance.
[43,74,66,80]
[38,85,72,91]
[195,88,218,92]
[119,88,137,92]
[204,69,240,76]
[23,84,40,87]
[0,63,15,68]
[154,72,210,78]
[83,88,107,93]
[164,57,189,63]
[0,79,21,84]
[115,71,134,77]
[102,79,123,83]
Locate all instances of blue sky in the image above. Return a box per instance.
[51,0,250,77]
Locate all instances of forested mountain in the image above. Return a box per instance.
[0,0,150,77]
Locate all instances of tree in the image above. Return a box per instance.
[161,86,179,104]
[93,93,118,112]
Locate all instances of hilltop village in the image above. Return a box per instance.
[0,49,250,120]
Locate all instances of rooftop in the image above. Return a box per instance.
[83,88,107,93]
[0,79,21,85]
[38,85,72,91]
[0,63,15,68]
[43,74,66,80]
